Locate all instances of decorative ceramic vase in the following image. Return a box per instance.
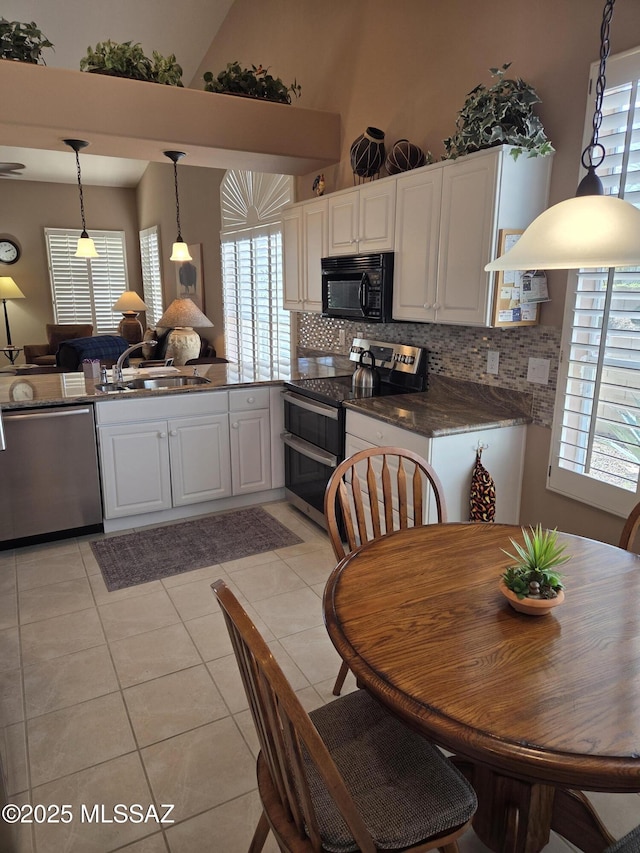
[350,127,386,179]
[385,139,427,175]
[499,580,565,616]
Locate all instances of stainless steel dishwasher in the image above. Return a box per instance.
[0,405,103,545]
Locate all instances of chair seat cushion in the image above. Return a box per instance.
[606,825,640,853]
[307,690,477,852]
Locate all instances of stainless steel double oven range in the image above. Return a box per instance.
[282,338,428,529]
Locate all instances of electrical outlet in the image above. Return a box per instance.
[338,329,346,347]
[487,350,499,375]
[527,357,550,384]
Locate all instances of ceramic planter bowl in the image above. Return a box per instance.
[499,580,565,616]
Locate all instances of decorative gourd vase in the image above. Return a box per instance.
[385,139,427,175]
[350,127,386,180]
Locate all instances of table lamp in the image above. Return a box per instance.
[157,298,213,365]
[113,291,148,344]
[0,276,25,346]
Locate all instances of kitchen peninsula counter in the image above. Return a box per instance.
[0,357,353,410]
[345,374,533,437]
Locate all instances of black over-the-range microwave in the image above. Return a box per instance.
[321,252,394,323]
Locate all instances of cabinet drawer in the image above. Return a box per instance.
[229,386,270,411]
[345,410,429,456]
[95,390,229,424]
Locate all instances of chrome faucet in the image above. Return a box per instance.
[114,340,158,381]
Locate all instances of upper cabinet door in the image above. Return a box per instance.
[302,198,328,311]
[392,168,442,322]
[282,206,304,311]
[436,152,500,326]
[357,181,396,253]
[328,190,359,255]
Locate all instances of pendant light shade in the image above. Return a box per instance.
[486,0,640,272]
[164,150,192,262]
[63,139,99,259]
[486,195,640,271]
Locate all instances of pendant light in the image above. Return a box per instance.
[486,0,640,272]
[63,139,99,259]
[164,150,192,262]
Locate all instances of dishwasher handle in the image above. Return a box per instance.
[2,407,93,423]
[0,409,5,451]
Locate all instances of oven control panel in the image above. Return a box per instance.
[349,338,425,375]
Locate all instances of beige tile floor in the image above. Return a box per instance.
[0,500,638,853]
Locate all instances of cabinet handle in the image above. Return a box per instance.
[247,396,255,404]
[169,430,177,436]
[376,431,384,440]
[423,303,431,310]
[232,422,239,429]
[159,431,167,439]
[433,302,441,311]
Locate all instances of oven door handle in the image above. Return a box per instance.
[282,432,338,468]
[282,390,340,421]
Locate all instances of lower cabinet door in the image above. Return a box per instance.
[99,421,172,518]
[169,414,232,506]
[229,408,271,495]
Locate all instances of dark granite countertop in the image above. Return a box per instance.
[0,356,353,410]
[344,375,533,437]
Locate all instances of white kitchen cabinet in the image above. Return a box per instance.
[328,181,396,256]
[96,393,231,519]
[392,167,443,322]
[345,409,526,524]
[392,145,552,325]
[229,388,271,495]
[282,198,327,312]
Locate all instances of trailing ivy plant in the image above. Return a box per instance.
[443,63,554,161]
[80,40,183,86]
[203,61,301,104]
[0,18,53,64]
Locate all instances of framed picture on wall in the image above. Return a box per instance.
[175,243,204,311]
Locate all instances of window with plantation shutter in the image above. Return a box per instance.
[139,225,164,326]
[220,171,293,375]
[549,46,640,517]
[45,228,129,334]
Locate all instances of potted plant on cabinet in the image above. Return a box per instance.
[0,18,53,64]
[203,61,301,103]
[80,40,183,86]
[499,524,570,615]
[443,62,554,161]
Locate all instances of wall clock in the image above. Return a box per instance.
[0,238,20,265]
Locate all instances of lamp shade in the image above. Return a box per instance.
[486,195,640,271]
[75,236,99,259]
[0,277,25,299]
[113,291,148,313]
[157,298,213,329]
[170,240,192,262]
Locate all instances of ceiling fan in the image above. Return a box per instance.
[0,162,25,178]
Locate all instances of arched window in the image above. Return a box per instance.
[220,170,294,371]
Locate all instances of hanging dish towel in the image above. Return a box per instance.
[470,448,496,522]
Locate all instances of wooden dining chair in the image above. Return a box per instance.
[618,500,640,552]
[212,579,477,853]
[324,445,447,694]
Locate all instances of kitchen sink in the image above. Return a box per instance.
[94,375,211,393]
[124,375,212,390]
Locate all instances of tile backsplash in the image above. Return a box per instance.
[297,314,561,427]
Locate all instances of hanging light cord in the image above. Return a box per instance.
[172,160,183,242]
[580,0,615,181]
[73,147,89,238]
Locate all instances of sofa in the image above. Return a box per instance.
[24,324,94,366]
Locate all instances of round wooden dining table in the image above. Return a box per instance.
[323,522,640,853]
